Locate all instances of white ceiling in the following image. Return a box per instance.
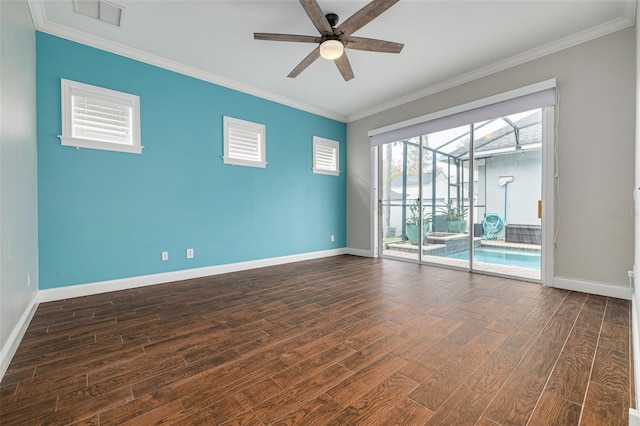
[28,0,635,122]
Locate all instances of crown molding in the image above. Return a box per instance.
[347,3,636,122]
[26,1,347,123]
[27,0,634,124]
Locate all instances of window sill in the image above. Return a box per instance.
[222,157,267,168]
[59,136,143,155]
[312,168,340,176]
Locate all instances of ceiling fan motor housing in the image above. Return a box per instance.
[325,13,339,28]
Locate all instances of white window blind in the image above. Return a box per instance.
[313,136,339,176]
[72,94,132,145]
[60,79,142,154]
[369,79,557,147]
[223,116,266,168]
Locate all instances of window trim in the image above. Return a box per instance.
[312,136,340,176]
[223,116,266,168]
[59,79,142,154]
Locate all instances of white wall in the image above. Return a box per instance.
[479,150,542,226]
[348,28,635,288]
[633,0,640,413]
[0,0,39,377]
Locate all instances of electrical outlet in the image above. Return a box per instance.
[161,251,169,261]
[186,248,194,259]
[27,272,31,287]
[330,235,335,242]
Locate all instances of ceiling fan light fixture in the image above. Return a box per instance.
[319,39,344,60]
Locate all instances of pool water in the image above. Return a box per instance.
[446,246,541,270]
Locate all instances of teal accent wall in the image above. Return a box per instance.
[36,32,346,290]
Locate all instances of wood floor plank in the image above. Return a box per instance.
[486,306,532,335]
[342,320,402,351]
[32,386,133,425]
[545,326,598,404]
[408,355,481,411]
[604,298,630,328]
[599,322,630,353]
[483,337,565,425]
[424,385,490,425]
[324,372,418,425]
[234,378,283,409]
[581,381,629,425]
[457,328,507,364]
[528,391,581,426]
[574,294,607,331]
[0,256,632,425]
[591,345,629,394]
[13,373,87,401]
[87,353,186,388]
[218,411,263,426]
[465,349,519,398]
[397,360,435,383]
[253,363,352,423]
[475,416,501,426]
[270,393,344,426]
[99,393,186,426]
[175,357,290,413]
[130,349,240,398]
[374,397,433,425]
[0,396,57,424]
[273,343,354,389]
[326,353,407,406]
[339,333,404,372]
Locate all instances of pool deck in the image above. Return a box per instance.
[478,239,541,252]
[383,235,541,281]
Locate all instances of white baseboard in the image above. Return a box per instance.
[38,248,347,303]
[552,276,632,300]
[0,296,39,380]
[632,297,640,420]
[346,247,373,257]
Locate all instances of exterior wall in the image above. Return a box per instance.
[36,33,347,290]
[347,27,635,287]
[0,0,39,365]
[479,149,542,227]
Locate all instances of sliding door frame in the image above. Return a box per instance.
[373,105,556,285]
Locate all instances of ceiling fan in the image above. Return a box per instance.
[254,0,404,81]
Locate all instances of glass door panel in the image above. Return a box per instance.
[420,125,471,268]
[380,139,419,261]
[471,109,542,279]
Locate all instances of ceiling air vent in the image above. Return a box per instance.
[74,0,124,27]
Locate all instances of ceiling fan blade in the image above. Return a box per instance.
[343,36,404,53]
[254,33,322,44]
[336,0,399,37]
[299,0,333,36]
[335,53,354,81]
[288,47,321,78]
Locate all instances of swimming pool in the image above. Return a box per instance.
[446,246,541,270]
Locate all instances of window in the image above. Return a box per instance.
[313,136,339,176]
[60,79,141,154]
[223,116,266,168]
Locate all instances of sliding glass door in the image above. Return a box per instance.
[378,107,546,282]
[470,109,542,280]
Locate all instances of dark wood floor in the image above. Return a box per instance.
[0,255,634,425]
